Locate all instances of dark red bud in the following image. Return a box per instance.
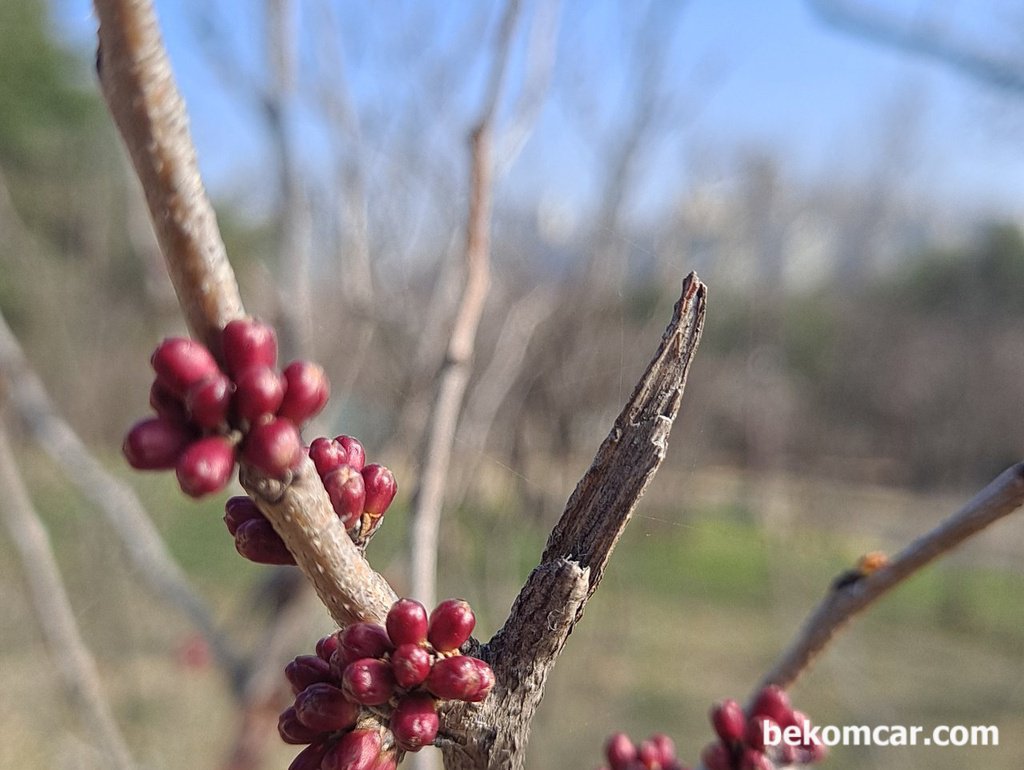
[294,682,361,732]
[750,685,792,725]
[386,598,428,646]
[279,361,330,425]
[233,365,285,424]
[605,733,638,770]
[361,464,397,517]
[242,417,302,477]
[464,658,495,703]
[390,643,432,689]
[309,437,347,477]
[321,729,382,770]
[285,655,333,694]
[323,465,366,528]
[316,633,341,662]
[223,496,264,535]
[288,740,331,770]
[149,380,188,422]
[335,622,393,668]
[185,372,233,429]
[334,435,366,471]
[390,692,439,752]
[123,416,194,470]
[424,655,481,701]
[711,698,746,744]
[222,319,278,377]
[278,706,321,745]
[745,716,777,752]
[234,518,295,565]
[427,598,475,652]
[740,748,774,770]
[699,742,732,770]
[176,436,236,497]
[341,658,395,705]
[151,337,219,397]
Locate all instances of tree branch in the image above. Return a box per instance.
[0,417,136,770]
[438,273,707,770]
[755,460,1024,697]
[94,0,243,353]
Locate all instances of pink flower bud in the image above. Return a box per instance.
[233,365,285,424]
[386,598,428,646]
[390,643,432,689]
[750,685,792,725]
[334,435,366,471]
[745,716,776,752]
[342,658,395,705]
[278,706,321,744]
[648,734,676,766]
[427,598,475,652]
[151,337,219,397]
[242,417,302,477]
[361,464,397,517]
[390,692,439,752]
[711,699,746,744]
[699,742,732,770]
[605,733,637,770]
[321,729,382,770]
[294,682,361,733]
[323,465,366,528]
[285,655,333,694]
[222,319,277,377]
[176,435,236,497]
[223,496,264,535]
[184,372,233,429]
[279,361,330,425]
[123,416,194,470]
[233,518,295,565]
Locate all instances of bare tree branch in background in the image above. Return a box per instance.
[754,460,1024,699]
[0,417,136,770]
[409,0,523,610]
[808,0,1024,94]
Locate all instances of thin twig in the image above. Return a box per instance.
[409,0,522,609]
[755,461,1024,697]
[0,417,136,770]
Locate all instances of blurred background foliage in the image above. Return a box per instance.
[1,1,1023,769]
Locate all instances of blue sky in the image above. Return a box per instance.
[54,0,1024,223]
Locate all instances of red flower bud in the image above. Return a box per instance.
[750,685,792,725]
[390,692,439,752]
[151,337,219,397]
[386,598,428,646]
[605,733,637,770]
[361,464,397,517]
[341,657,395,705]
[285,655,333,694]
[464,658,495,703]
[323,465,366,528]
[185,372,233,429]
[700,742,732,770]
[176,436,236,497]
[335,622,393,668]
[334,435,366,471]
[242,417,302,477]
[711,698,746,744]
[278,706,321,745]
[123,416,194,470]
[425,655,481,701]
[294,682,361,733]
[648,734,676,766]
[739,748,774,770]
[316,633,340,662]
[390,643,432,689]
[309,437,347,477]
[288,740,331,770]
[149,380,188,422]
[321,729,382,770]
[745,716,777,752]
[279,361,330,425]
[234,365,285,424]
[427,598,475,652]
[223,496,264,535]
[234,518,295,565]
[222,319,278,377]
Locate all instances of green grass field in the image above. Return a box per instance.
[1,454,1022,770]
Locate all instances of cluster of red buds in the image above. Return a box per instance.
[704,686,826,770]
[280,597,495,770]
[599,732,688,770]
[123,319,328,496]
[221,433,397,561]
